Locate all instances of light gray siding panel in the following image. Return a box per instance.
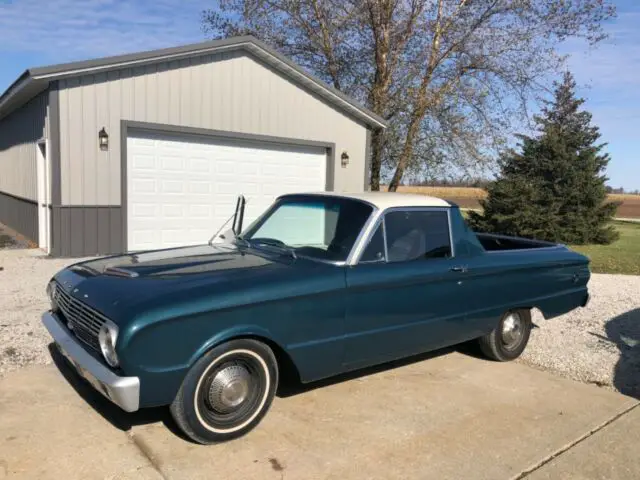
[0,91,48,201]
[95,72,110,205]
[57,50,368,206]
[107,70,122,204]
[50,83,61,205]
[157,63,170,125]
[82,75,97,204]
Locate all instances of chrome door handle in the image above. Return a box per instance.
[450,265,468,273]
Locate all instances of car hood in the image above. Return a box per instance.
[53,244,323,325]
[70,244,281,278]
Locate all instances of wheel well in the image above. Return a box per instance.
[513,306,539,320]
[223,335,301,387]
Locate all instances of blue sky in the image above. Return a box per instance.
[1,0,638,190]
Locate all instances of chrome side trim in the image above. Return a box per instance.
[346,208,382,266]
[483,245,566,254]
[446,208,456,258]
[382,216,389,261]
[42,312,140,412]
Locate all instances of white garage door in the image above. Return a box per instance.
[126,130,327,251]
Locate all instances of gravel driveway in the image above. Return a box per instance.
[0,249,81,376]
[522,273,640,398]
[1,247,638,398]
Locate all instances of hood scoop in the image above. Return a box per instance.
[104,266,140,278]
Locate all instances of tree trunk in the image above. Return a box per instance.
[369,129,384,191]
[388,112,423,191]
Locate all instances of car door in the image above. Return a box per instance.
[343,207,468,368]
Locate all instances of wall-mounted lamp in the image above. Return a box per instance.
[98,127,109,151]
[341,151,350,168]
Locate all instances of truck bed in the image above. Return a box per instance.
[475,233,559,252]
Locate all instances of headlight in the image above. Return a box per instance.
[98,321,119,367]
[46,281,57,310]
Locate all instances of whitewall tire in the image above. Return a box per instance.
[170,339,278,444]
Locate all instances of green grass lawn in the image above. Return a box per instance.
[571,221,640,275]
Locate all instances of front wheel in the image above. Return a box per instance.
[170,339,278,444]
[478,309,532,361]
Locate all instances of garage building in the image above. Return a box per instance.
[0,36,386,256]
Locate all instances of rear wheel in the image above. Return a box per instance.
[170,339,278,444]
[478,309,532,361]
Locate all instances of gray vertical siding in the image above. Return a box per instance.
[49,82,61,206]
[57,50,369,206]
[0,192,38,242]
[0,91,48,201]
[0,90,48,242]
[51,206,122,257]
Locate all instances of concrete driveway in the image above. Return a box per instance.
[0,347,638,480]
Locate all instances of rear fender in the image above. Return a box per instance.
[534,286,590,320]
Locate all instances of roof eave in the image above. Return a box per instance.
[0,75,51,120]
[0,36,387,129]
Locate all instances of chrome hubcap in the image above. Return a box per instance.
[501,313,523,348]
[208,364,251,412]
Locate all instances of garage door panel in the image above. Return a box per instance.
[131,203,160,218]
[188,181,212,194]
[127,130,327,251]
[161,180,184,194]
[160,156,185,171]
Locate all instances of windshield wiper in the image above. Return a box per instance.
[247,237,297,259]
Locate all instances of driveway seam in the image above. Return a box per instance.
[513,401,640,479]
[127,430,169,480]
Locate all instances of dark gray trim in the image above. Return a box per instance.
[364,128,372,191]
[0,191,38,243]
[2,36,387,129]
[120,121,129,253]
[51,206,122,257]
[121,120,336,253]
[325,148,335,192]
[0,190,37,205]
[49,82,61,205]
[55,205,122,208]
[124,120,338,152]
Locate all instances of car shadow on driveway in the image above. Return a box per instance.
[47,344,191,441]
[605,308,640,399]
[277,345,462,397]
[49,341,483,440]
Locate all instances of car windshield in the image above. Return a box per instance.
[239,195,374,263]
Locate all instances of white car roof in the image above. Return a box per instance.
[290,191,451,210]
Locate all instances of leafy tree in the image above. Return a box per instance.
[468,72,618,245]
[202,1,615,191]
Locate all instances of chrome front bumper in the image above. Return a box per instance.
[42,312,140,412]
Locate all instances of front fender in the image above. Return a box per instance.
[118,311,285,408]
[187,324,282,367]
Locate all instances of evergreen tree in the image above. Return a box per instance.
[469,72,618,245]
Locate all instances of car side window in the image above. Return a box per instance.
[360,223,386,263]
[384,210,452,263]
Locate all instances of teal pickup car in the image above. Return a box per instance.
[42,192,590,443]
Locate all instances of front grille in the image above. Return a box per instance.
[53,283,108,352]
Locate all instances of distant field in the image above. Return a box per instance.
[390,186,640,218]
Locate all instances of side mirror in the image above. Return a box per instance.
[232,195,246,237]
[208,194,246,245]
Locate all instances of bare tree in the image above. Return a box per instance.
[203,0,614,190]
